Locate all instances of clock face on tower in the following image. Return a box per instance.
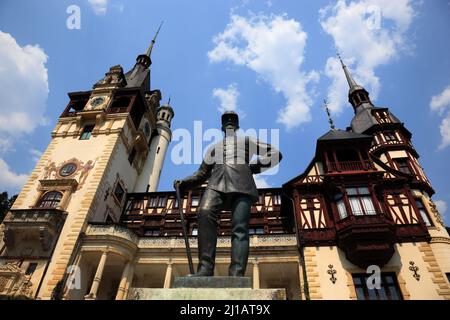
[90,96,105,108]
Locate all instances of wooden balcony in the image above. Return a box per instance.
[335,214,396,268]
[326,160,373,173]
[120,190,292,237]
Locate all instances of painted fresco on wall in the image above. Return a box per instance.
[41,157,98,190]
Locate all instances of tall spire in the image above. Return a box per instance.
[323,99,335,130]
[337,53,371,110]
[146,21,164,58]
[337,53,359,90]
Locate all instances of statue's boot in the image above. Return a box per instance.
[229,196,252,277]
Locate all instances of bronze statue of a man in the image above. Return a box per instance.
[174,111,282,277]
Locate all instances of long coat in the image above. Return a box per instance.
[181,135,282,203]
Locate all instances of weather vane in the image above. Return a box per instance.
[323,99,335,130]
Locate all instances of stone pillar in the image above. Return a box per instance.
[115,260,134,300]
[253,260,260,289]
[163,263,173,289]
[298,260,304,300]
[62,251,84,300]
[123,263,135,299]
[85,250,108,300]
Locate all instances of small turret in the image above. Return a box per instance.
[337,54,373,111]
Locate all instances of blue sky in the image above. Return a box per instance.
[0,0,449,223]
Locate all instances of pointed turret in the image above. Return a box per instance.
[337,54,372,111]
[125,22,163,91]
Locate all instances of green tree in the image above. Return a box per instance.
[0,192,17,222]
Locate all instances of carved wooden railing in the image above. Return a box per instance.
[327,160,372,172]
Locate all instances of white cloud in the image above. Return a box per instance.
[213,83,239,113]
[434,199,447,219]
[0,31,49,136]
[208,14,319,129]
[320,0,415,113]
[0,158,28,192]
[0,31,48,193]
[430,85,450,149]
[430,85,450,115]
[88,0,109,15]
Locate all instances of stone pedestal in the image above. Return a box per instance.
[173,276,252,288]
[129,276,286,300]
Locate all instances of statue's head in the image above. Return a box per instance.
[221,111,239,134]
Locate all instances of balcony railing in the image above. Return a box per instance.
[327,160,372,172]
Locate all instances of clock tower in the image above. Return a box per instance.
[0,29,173,299]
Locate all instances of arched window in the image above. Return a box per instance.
[38,191,63,208]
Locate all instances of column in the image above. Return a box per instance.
[253,260,260,289]
[298,260,304,300]
[115,260,134,300]
[63,251,84,300]
[85,250,108,300]
[163,263,173,289]
[122,263,135,299]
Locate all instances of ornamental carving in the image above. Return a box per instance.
[327,265,337,284]
[145,89,161,110]
[0,261,34,298]
[428,200,445,229]
[94,65,127,88]
[42,157,97,190]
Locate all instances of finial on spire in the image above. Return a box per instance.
[336,52,359,89]
[323,99,335,130]
[146,21,164,58]
[167,95,171,106]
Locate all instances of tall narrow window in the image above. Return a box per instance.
[394,158,412,175]
[347,187,376,216]
[384,131,397,142]
[157,196,167,207]
[335,193,348,219]
[128,147,137,165]
[273,194,282,205]
[415,199,433,227]
[353,273,403,300]
[80,125,94,140]
[148,197,158,208]
[191,195,200,207]
[38,191,62,208]
[257,194,264,205]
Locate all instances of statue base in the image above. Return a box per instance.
[129,276,286,300]
[173,276,252,288]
